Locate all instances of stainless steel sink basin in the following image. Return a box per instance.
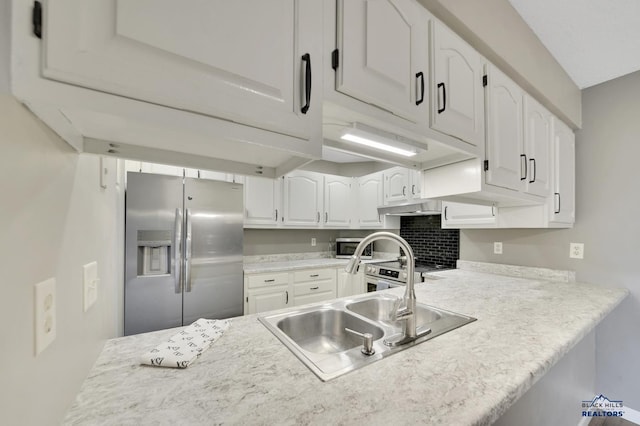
[346,295,441,331]
[276,308,384,354]
[259,294,476,381]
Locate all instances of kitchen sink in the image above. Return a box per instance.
[276,308,384,354]
[259,294,476,381]
[346,295,441,331]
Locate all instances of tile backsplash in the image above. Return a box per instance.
[400,215,459,268]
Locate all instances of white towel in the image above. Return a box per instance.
[376,280,391,291]
[140,318,230,368]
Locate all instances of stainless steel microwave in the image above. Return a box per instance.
[335,238,373,259]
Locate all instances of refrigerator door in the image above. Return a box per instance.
[125,172,184,335]
[182,178,244,323]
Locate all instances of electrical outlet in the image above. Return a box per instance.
[83,261,99,312]
[570,243,584,259]
[311,238,317,247]
[34,278,56,356]
[494,242,503,254]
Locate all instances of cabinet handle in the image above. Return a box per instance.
[444,206,448,220]
[275,209,278,221]
[437,82,446,114]
[411,184,416,195]
[285,290,289,304]
[310,286,319,290]
[301,53,312,114]
[491,204,496,217]
[264,279,275,283]
[554,192,561,214]
[310,274,319,278]
[325,212,328,223]
[402,186,406,196]
[416,72,425,106]
[529,158,536,183]
[316,212,320,223]
[520,154,528,181]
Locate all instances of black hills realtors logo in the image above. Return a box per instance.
[582,394,624,418]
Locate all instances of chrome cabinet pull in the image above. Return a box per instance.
[529,158,536,183]
[444,206,448,221]
[402,186,406,196]
[310,286,319,290]
[310,274,319,278]
[275,209,278,221]
[554,192,561,214]
[285,290,289,304]
[437,82,446,113]
[316,212,320,223]
[264,279,275,283]
[325,212,328,223]
[520,154,528,181]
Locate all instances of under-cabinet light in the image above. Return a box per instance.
[340,123,420,158]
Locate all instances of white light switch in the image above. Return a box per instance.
[83,261,99,312]
[34,278,56,356]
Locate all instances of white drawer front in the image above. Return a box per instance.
[293,269,335,283]
[293,280,335,296]
[247,272,289,289]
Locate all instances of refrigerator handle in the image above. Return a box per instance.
[185,208,193,292]
[173,208,183,294]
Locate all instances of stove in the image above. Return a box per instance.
[363,259,452,292]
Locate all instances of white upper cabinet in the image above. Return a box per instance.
[356,172,384,227]
[42,0,322,142]
[430,20,485,147]
[383,167,422,204]
[244,176,282,227]
[441,202,497,228]
[523,95,552,197]
[550,118,575,225]
[323,175,353,227]
[282,171,323,226]
[484,64,525,192]
[383,167,410,204]
[335,0,429,123]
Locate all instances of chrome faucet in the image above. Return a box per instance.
[345,232,422,347]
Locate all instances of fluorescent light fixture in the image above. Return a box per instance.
[340,123,421,157]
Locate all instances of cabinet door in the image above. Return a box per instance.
[336,0,429,123]
[431,20,485,146]
[324,176,353,227]
[550,119,575,224]
[383,167,410,204]
[247,289,289,315]
[357,172,384,227]
[283,172,323,226]
[409,170,422,199]
[523,95,552,197]
[442,202,497,228]
[244,176,282,226]
[43,0,322,141]
[485,64,524,192]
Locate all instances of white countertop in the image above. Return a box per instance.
[243,257,350,273]
[63,268,628,425]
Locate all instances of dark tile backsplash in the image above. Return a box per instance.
[400,215,459,269]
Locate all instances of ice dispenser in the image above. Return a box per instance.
[137,230,172,276]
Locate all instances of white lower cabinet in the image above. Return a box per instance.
[292,269,337,306]
[337,268,365,298]
[245,265,367,315]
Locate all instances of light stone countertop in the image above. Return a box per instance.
[63,269,628,425]
[243,257,350,274]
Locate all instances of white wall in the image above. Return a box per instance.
[460,70,640,408]
[0,95,123,425]
[0,0,10,93]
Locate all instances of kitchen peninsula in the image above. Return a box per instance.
[63,265,627,425]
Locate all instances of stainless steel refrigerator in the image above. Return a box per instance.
[124,172,243,336]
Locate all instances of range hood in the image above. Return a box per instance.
[377,199,442,216]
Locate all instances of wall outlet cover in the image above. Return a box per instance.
[34,278,56,356]
[311,238,317,247]
[494,242,503,255]
[83,261,99,312]
[570,243,584,259]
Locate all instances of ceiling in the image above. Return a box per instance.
[508,0,640,89]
